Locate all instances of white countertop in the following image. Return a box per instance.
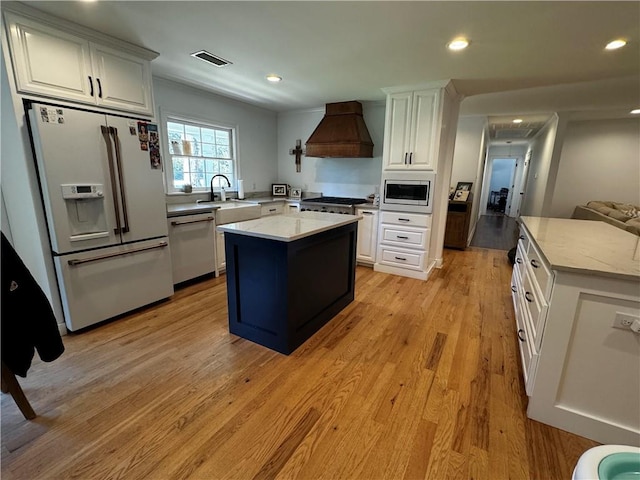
[217,212,361,242]
[521,216,640,280]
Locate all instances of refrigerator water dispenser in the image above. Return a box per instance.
[61,184,109,241]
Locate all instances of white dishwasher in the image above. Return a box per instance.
[167,212,216,284]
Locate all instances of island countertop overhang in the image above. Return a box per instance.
[216,211,362,242]
[520,216,640,280]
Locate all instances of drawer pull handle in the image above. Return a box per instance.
[361,211,373,215]
[525,292,534,303]
[396,235,409,240]
[516,258,522,264]
[398,218,411,222]
[394,256,407,261]
[269,208,277,212]
[517,329,526,342]
[530,259,540,268]
[511,285,517,293]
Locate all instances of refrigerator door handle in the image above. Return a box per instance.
[67,241,168,266]
[101,126,122,234]
[109,127,130,233]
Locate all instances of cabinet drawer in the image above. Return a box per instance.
[517,226,530,253]
[522,267,548,349]
[514,243,527,280]
[380,211,431,228]
[378,246,425,270]
[527,242,552,300]
[381,225,428,249]
[261,203,284,216]
[514,295,537,396]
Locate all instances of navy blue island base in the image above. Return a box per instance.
[224,222,357,355]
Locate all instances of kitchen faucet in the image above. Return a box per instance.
[210,174,231,201]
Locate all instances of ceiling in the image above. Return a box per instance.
[11,1,640,139]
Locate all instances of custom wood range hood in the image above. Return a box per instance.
[305,101,374,158]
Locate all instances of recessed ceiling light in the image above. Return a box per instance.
[266,74,282,83]
[447,38,469,51]
[631,109,640,115]
[605,39,627,50]
[512,118,523,124]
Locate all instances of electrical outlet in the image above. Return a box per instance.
[612,312,640,330]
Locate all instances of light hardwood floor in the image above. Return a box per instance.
[1,247,597,479]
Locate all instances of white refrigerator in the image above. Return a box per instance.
[28,102,173,331]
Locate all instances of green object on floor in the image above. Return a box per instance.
[599,453,640,480]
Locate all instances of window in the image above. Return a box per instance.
[165,118,235,193]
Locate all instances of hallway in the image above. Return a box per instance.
[470,214,519,250]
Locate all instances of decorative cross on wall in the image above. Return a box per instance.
[289,139,305,173]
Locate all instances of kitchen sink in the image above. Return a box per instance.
[205,202,261,224]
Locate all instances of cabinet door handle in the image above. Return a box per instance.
[409,152,413,164]
[525,292,534,303]
[511,285,517,293]
[516,257,522,264]
[397,218,411,222]
[404,153,408,165]
[88,76,94,97]
[396,235,409,240]
[530,259,540,268]
[97,78,103,98]
[394,256,407,261]
[361,211,373,215]
[519,235,525,240]
[517,329,526,342]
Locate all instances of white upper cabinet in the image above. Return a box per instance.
[90,44,153,114]
[382,88,441,171]
[5,11,156,116]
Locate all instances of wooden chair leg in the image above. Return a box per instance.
[1,361,36,420]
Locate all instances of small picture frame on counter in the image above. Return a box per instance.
[272,184,287,197]
[290,187,302,199]
[455,181,473,191]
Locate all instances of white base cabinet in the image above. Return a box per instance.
[514,219,640,445]
[216,231,226,272]
[374,211,433,280]
[355,208,378,264]
[168,213,216,284]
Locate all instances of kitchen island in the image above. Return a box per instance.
[513,216,640,445]
[217,212,361,354]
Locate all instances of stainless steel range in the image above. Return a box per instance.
[300,196,369,215]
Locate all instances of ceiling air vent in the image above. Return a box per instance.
[495,128,533,139]
[191,50,232,67]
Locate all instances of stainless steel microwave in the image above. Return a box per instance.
[380,171,436,213]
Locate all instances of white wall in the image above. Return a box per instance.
[277,102,385,198]
[450,115,486,243]
[521,115,560,217]
[549,117,640,218]
[153,77,278,195]
[450,116,486,190]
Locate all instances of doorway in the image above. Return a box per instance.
[471,152,523,250]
